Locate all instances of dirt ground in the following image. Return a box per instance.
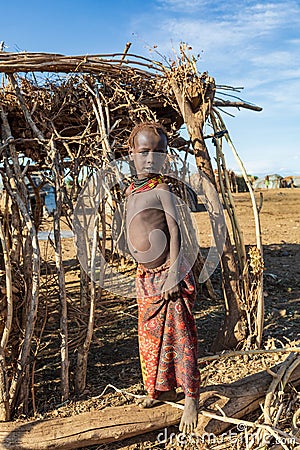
[34,188,300,449]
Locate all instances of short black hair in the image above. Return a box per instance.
[128,121,168,148]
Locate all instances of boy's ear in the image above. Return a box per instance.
[129,148,134,161]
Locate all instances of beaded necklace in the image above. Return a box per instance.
[130,174,164,194]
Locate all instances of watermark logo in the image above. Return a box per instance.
[73,153,226,298]
[156,426,297,447]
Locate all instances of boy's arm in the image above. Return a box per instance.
[157,183,181,300]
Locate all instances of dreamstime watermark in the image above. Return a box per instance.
[156,425,296,447]
[73,153,227,298]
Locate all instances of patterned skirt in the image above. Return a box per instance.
[136,261,200,399]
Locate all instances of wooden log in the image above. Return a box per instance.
[0,403,182,449]
[198,360,300,434]
[0,360,299,449]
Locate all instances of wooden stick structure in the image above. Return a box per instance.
[3,46,292,449]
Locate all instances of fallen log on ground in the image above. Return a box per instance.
[0,358,299,449]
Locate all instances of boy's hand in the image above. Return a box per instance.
[161,276,180,300]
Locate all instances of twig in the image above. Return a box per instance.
[93,383,184,409]
[264,353,299,425]
[198,346,300,364]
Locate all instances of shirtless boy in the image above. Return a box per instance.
[125,122,200,434]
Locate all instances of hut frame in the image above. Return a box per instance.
[0,44,272,429]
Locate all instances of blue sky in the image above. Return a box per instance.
[1,0,300,177]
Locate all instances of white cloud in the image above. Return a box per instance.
[131,0,300,176]
[146,1,300,105]
[288,38,300,45]
[250,50,299,68]
[154,0,300,58]
[234,1,300,32]
[158,0,208,11]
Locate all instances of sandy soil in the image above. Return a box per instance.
[34,188,300,449]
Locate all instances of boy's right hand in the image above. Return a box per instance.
[161,276,180,300]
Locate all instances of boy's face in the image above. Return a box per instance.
[130,129,167,178]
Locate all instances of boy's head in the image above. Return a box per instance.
[128,122,168,178]
[128,122,168,149]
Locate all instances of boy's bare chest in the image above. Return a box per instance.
[126,191,163,219]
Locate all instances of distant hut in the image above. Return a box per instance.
[253,174,282,189]
[292,175,300,187]
[280,175,298,188]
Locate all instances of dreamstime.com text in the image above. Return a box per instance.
[157,426,296,447]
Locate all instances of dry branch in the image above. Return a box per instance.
[214,100,262,111]
[0,52,161,79]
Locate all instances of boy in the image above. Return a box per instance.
[125,122,200,434]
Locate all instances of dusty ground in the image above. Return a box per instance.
[33,188,300,449]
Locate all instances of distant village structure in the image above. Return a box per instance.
[253,174,299,189]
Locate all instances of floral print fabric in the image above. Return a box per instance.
[136,261,200,399]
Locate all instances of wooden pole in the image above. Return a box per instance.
[7,73,71,402]
[51,141,70,401]
[0,105,40,415]
[170,77,246,350]
[74,204,99,394]
[0,218,12,420]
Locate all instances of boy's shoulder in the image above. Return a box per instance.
[156,181,170,191]
[124,185,132,198]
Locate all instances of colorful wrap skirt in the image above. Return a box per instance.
[136,261,200,399]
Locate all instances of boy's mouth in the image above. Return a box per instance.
[144,166,158,173]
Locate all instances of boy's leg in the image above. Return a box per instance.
[179,395,199,434]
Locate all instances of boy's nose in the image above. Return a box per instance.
[146,153,154,164]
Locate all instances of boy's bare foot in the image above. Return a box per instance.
[137,389,177,408]
[179,396,199,434]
